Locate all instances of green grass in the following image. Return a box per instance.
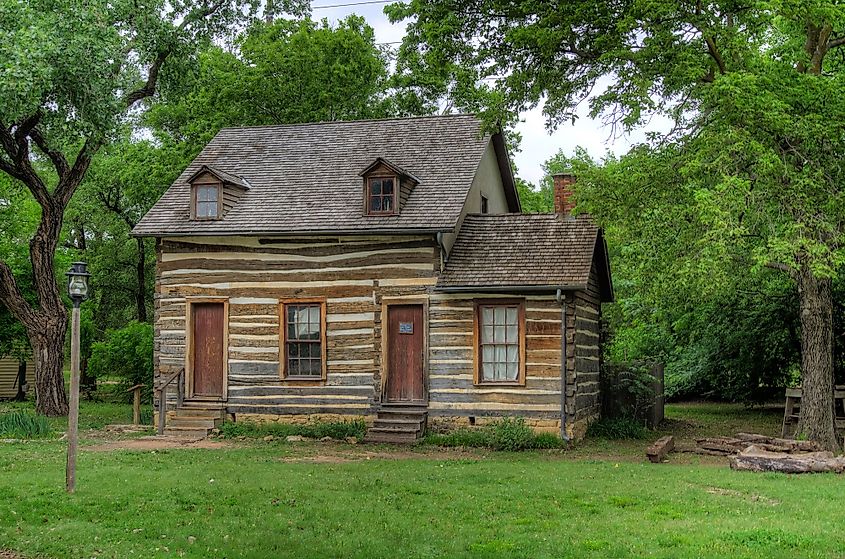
[0,399,154,432]
[0,411,51,438]
[1,401,843,558]
[219,418,367,440]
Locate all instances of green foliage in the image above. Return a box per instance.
[146,16,395,153]
[0,412,51,439]
[602,363,658,421]
[87,322,153,402]
[219,419,366,440]
[424,417,567,451]
[586,418,650,440]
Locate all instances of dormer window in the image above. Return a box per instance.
[195,184,221,219]
[360,157,419,217]
[187,165,250,221]
[367,176,396,215]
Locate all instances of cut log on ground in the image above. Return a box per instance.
[729,445,845,474]
[646,435,674,463]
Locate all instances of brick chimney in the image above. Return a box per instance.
[553,173,576,214]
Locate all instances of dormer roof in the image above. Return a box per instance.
[187,165,251,190]
[358,157,420,184]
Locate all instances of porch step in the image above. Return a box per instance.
[162,401,226,438]
[365,404,427,444]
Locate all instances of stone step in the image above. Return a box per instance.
[369,424,422,434]
[162,426,210,439]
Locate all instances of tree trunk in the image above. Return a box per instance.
[29,313,69,416]
[795,264,839,451]
[136,236,147,323]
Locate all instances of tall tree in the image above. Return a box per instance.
[0,0,305,416]
[146,16,395,153]
[391,0,845,449]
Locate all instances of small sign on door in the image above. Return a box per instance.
[399,322,414,334]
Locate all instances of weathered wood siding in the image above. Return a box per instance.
[154,235,439,417]
[0,357,33,399]
[427,294,565,431]
[571,262,602,436]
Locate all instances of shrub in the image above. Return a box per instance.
[0,412,51,439]
[586,417,650,440]
[219,419,366,440]
[424,418,568,451]
[88,322,153,402]
[488,417,535,451]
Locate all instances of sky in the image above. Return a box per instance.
[311,1,670,186]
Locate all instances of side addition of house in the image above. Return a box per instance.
[133,115,613,442]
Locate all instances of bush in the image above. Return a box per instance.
[88,322,153,403]
[586,417,650,440]
[424,417,568,451]
[219,419,366,440]
[0,412,51,438]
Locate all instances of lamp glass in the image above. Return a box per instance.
[68,275,88,298]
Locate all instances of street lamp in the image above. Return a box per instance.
[65,262,89,493]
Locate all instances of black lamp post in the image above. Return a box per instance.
[65,262,89,493]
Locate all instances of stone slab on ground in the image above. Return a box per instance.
[729,445,845,474]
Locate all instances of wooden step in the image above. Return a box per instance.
[364,430,421,443]
[168,417,221,430]
[373,417,425,427]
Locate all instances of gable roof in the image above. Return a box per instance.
[437,213,614,301]
[133,114,519,237]
[187,165,251,190]
[358,157,420,184]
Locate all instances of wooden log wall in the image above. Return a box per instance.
[427,294,565,428]
[571,263,602,436]
[153,234,439,417]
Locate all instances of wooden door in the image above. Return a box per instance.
[386,304,425,402]
[192,302,225,398]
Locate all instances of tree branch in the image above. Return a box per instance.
[124,50,168,107]
[30,127,69,179]
[829,36,845,49]
[766,261,798,279]
[54,138,98,208]
[0,260,37,327]
[704,35,726,75]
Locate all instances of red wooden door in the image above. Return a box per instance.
[386,305,425,402]
[192,303,224,398]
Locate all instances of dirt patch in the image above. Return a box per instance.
[704,486,781,506]
[1,550,25,559]
[87,437,228,452]
[278,445,490,464]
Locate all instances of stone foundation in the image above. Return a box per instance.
[428,415,563,435]
[234,412,377,427]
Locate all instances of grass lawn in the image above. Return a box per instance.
[1,401,843,559]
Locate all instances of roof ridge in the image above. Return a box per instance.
[216,113,479,133]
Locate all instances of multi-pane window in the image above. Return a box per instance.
[195,185,219,219]
[477,303,523,383]
[367,177,395,214]
[283,303,325,379]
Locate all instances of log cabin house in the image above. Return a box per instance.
[133,115,613,442]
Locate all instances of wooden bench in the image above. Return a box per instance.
[782,386,845,438]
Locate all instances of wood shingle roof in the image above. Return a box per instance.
[437,213,613,300]
[133,114,503,236]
